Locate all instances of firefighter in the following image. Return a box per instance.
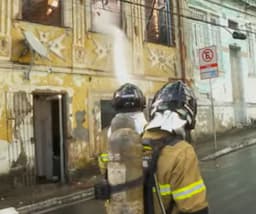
[143,80,208,214]
[98,83,147,176]
[109,83,147,136]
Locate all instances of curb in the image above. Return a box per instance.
[201,138,256,161]
[16,187,95,214]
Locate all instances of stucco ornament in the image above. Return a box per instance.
[48,34,66,59]
[92,38,112,61]
[147,47,176,73]
[37,30,66,59]
[39,32,50,44]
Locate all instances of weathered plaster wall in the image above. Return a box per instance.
[0,67,168,175]
[0,0,178,180]
[185,0,256,138]
[194,104,235,140]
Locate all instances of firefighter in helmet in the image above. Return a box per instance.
[98,83,147,175]
[109,82,147,136]
[143,80,208,214]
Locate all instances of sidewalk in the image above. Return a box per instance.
[0,163,102,213]
[194,126,256,160]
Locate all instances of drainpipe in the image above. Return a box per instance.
[176,0,186,83]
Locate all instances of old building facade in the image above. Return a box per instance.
[0,0,181,185]
[182,0,256,140]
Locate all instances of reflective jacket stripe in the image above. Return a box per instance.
[172,179,206,201]
[153,184,172,196]
[99,153,109,162]
[143,145,152,151]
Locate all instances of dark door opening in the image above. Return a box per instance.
[100,100,117,129]
[33,93,67,184]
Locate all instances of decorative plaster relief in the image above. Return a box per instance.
[147,47,176,74]
[39,31,50,44]
[92,38,112,61]
[12,22,72,66]
[48,34,66,59]
[83,33,113,71]
[38,30,66,59]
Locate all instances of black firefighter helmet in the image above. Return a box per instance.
[150,80,197,129]
[112,83,146,112]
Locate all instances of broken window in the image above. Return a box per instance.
[145,0,172,46]
[22,0,62,26]
[91,0,121,32]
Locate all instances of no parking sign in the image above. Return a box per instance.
[199,46,218,79]
[199,46,218,152]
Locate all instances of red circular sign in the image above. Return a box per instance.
[202,49,214,62]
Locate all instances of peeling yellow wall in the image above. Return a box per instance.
[0,67,167,173]
[0,108,13,143]
[84,33,113,72]
[0,0,178,176]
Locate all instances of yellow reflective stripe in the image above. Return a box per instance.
[99,153,109,162]
[172,179,206,201]
[152,184,172,196]
[159,184,172,196]
[152,187,156,192]
[143,146,152,151]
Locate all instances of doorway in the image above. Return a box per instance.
[33,93,67,184]
[100,100,117,130]
[229,46,247,126]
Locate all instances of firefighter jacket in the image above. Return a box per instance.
[143,130,208,214]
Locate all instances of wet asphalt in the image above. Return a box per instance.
[201,144,256,214]
[49,145,256,214]
[46,199,106,214]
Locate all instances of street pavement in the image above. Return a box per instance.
[49,144,256,214]
[46,200,105,214]
[201,144,256,213]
